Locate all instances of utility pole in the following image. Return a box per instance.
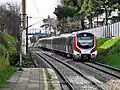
[19,21,23,71]
[26,16,28,53]
[19,0,26,70]
[26,16,32,53]
[21,0,26,54]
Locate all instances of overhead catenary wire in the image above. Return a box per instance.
[19,0,22,13]
[31,0,41,15]
[28,19,43,28]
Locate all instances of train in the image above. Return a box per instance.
[37,32,97,61]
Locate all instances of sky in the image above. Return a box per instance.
[0,0,60,18]
[26,0,60,18]
[25,0,60,29]
[0,0,60,30]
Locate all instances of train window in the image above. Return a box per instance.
[56,38,59,45]
[80,37,92,40]
[77,33,94,49]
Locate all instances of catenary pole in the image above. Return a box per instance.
[19,0,26,70]
[21,0,26,54]
[26,16,28,53]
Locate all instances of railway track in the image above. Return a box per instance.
[39,54,75,90]
[34,50,108,90]
[82,62,120,79]
[39,49,120,82]
[34,51,75,90]
[91,61,120,72]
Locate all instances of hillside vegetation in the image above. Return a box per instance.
[0,31,16,70]
[95,37,120,69]
[0,31,17,87]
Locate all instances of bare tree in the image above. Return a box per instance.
[41,15,57,36]
[0,1,20,39]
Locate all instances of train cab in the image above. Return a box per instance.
[73,32,97,61]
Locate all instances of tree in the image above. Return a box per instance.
[54,5,76,20]
[54,5,77,34]
[60,0,87,30]
[41,15,57,36]
[95,0,120,25]
[0,2,20,38]
[61,0,120,27]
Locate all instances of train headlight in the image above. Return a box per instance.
[76,47,81,53]
[90,47,96,53]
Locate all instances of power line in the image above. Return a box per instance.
[28,19,42,28]
[19,0,22,12]
[28,16,44,19]
[31,0,41,15]
[27,16,46,27]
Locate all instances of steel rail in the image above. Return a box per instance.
[91,61,120,72]
[35,52,75,90]
[40,51,106,90]
[83,61,120,79]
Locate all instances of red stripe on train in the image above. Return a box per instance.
[74,35,77,51]
[74,35,81,53]
[90,36,97,53]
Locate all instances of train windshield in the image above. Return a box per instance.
[77,33,94,49]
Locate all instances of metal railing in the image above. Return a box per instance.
[79,22,120,38]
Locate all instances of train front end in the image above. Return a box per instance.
[73,32,97,61]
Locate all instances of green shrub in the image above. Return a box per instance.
[0,66,16,88]
[0,31,17,70]
[97,38,109,53]
[9,53,34,68]
[0,44,7,56]
[0,54,10,71]
[0,32,16,54]
[97,38,109,48]
[100,37,120,49]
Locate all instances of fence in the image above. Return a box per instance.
[78,22,120,38]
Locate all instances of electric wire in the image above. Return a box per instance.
[31,0,41,15]
[28,19,42,28]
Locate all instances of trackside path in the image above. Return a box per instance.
[0,68,61,90]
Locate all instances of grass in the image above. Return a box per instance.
[97,38,109,53]
[97,38,109,48]
[0,66,16,88]
[95,37,120,69]
[45,69,55,90]
[100,37,120,49]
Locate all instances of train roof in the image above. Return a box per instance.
[60,33,73,37]
[38,31,95,41]
[72,31,94,35]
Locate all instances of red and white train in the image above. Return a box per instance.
[37,32,97,61]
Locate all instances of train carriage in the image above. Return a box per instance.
[73,32,97,61]
[38,32,97,61]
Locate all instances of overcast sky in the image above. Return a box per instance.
[0,0,60,18]
[26,0,60,18]
[0,0,60,31]
[26,0,60,28]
